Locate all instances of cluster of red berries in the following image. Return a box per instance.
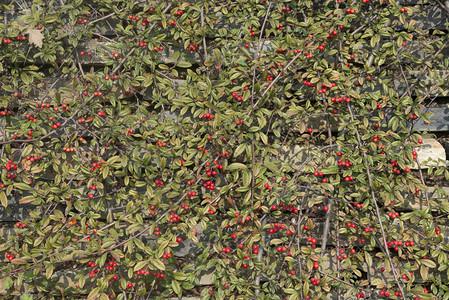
[79,51,92,56]
[379,290,390,297]
[5,160,17,172]
[205,161,222,175]
[203,113,214,121]
[0,110,12,116]
[249,28,256,37]
[303,80,315,87]
[198,146,208,153]
[232,92,243,101]
[275,48,287,54]
[338,159,352,168]
[12,36,28,42]
[5,253,15,261]
[337,248,356,260]
[124,129,132,136]
[331,96,351,103]
[356,292,365,298]
[387,211,399,219]
[221,246,231,253]
[268,222,287,234]
[264,183,272,190]
[153,227,160,235]
[344,176,354,182]
[2,37,12,44]
[204,180,215,190]
[87,261,99,278]
[346,222,356,229]
[136,269,150,276]
[26,155,42,163]
[187,44,198,51]
[104,75,118,81]
[169,211,181,223]
[90,160,104,172]
[311,277,320,285]
[128,15,140,21]
[76,18,88,24]
[281,6,290,13]
[162,252,172,259]
[317,82,334,94]
[168,20,176,26]
[172,9,183,16]
[435,226,441,235]
[106,260,117,272]
[186,190,196,198]
[346,8,355,14]
[153,46,164,52]
[96,111,106,118]
[236,119,244,125]
[136,40,148,48]
[252,244,259,254]
[276,245,288,252]
[153,272,165,278]
[157,141,166,147]
[317,43,327,52]
[15,222,26,228]
[50,119,61,129]
[400,7,408,13]
[63,147,75,152]
[220,151,230,158]
[110,52,120,59]
[307,237,317,246]
[155,180,164,187]
[23,113,38,125]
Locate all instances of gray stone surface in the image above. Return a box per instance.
[412,138,446,169]
[414,107,449,131]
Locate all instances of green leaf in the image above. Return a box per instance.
[0,276,13,290]
[270,239,283,245]
[172,280,182,296]
[242,170,251,188]
[14,183,32,191]
[177,61,192,68]
[422,259,436,268]
[22,144,33,157]
[20,294,33,300]
[365,251,372,267]
[228,163,247,170]
[173,272,188,281]
[134,261,148,271]
[102,165,110,179]
[152,259,165,270]
[0,191,7,208]
[46,264,54,279]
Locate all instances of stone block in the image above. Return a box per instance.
[412,138,446,169]
[414,107,449,131]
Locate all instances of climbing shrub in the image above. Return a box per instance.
[0,0,449,299]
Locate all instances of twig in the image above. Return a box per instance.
[254,219,266,298]
[346,102,406,300]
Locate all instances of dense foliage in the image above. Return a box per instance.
[0,0,449,299]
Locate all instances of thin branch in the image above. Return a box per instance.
[346,103,406,300]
